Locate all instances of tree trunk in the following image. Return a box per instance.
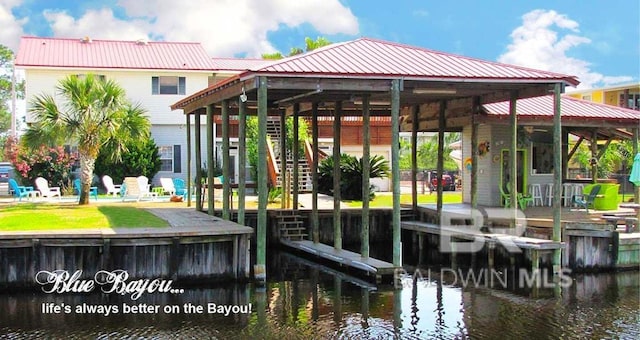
[78,152,96,205]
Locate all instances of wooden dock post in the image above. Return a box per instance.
[391,79,401,267]
[362,95,370,259]
[255,76,268,283]
[552,83,563,276]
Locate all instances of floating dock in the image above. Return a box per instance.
[280,239,398,280]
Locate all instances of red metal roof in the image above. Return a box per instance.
[254,38,579,86]
[483,95,640,122]
[212,57,271,71]
[15,36,217,70]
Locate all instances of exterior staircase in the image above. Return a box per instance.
[266,117,313,192]
[275,210,308,241]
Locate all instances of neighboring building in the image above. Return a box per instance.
[15,36,262,185]
[15,36,395,188]
[567,83,640,110]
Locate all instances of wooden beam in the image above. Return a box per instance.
[552,83,562,275]
[238,97,246,226]
[411,105,419,211]
[256,76,268,281]
[195,113,202,212]
[567,136,584,161]
[596,138,613,160]
[471,96,480,209]
[437,100,446,223]
[186,113,192,207]
[509,91,518,211]
[391,79,401,267]
[182,79,257,115]
[206,104,215,216]
[362,95,370,259]
[266,77,392,92]
[333,101,343,250]
[222,99,230,220]
[293,103,300,211]
[312,102,319,244]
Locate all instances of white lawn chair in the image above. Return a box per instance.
[102,175,122,196]
[137,176,158,200]
[35,177,61,200]
[159,177,176,196]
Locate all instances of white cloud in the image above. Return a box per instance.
[0,0,26,51]
[43,8,150,41]
[498,9,633,90]
[40,0,359,57]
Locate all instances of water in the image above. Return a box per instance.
[1,251,638,339]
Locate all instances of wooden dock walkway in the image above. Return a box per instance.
[280,239,398,279]
[401,220,565,271]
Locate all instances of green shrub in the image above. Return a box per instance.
[318,153,390,201]
[94,138,161,184]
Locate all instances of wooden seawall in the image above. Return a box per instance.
[0,208,253,289]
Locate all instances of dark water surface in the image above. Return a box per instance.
[1,251,638,339]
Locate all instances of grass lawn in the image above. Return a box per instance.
[347,191,462,208]
[0,203,169,231]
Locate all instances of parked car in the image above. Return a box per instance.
[0,163,11,183]
[430,173,456,191]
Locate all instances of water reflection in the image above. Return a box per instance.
[0,250,638,339]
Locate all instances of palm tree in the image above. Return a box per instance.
[24,74,150,204]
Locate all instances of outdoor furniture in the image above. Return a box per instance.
[8,178,38,201]
[504,182,532,210]
[159,177,176,196]
[592,183,620,210]
[499,183,511,207]
[529,183,543,206]
[172,178,188,199]
[73,178,98,201]
[572,184,601,213]
[122,176,158,202]
[102,175,122,196]
[35,177,61,200]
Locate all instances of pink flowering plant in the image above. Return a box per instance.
[4,135,76,189]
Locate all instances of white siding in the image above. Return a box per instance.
[462,124,493,205]
[23,68,211,125]
[23,67,214,187]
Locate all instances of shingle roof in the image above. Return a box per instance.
[483,95,640,122]
[253,37,579,86]
[15,36,217,70]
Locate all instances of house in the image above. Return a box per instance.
[567,83,640,110]
[14,36,264,185]
[454,95,640,207]
[15,36,395,188]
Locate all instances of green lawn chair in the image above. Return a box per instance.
[572,184,601,213]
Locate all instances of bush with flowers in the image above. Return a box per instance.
[3,135,76,190]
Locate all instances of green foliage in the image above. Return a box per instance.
[268,187,283,203]
[6,138,76,189]
[23,74,150,204]
[261,36,332,60]
[318,153,390,201]
[245,116,309,181]
[574,140,634,178]
[94,138,161,184]
[0,45,25,158]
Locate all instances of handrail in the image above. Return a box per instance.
[266,136,279,187]
[304,140,328,165]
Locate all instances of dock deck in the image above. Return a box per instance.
[280,239,398,278]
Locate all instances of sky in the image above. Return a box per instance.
[0,0,639,91]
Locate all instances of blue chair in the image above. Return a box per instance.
[8,178,35,201]
[74,178,98,201]
[172,178,188,199]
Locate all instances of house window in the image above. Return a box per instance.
[152,76,186,95]
[76,74,106,81]
[619,93,640,110]
[158,145,182,173]
[531,143,553,174]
